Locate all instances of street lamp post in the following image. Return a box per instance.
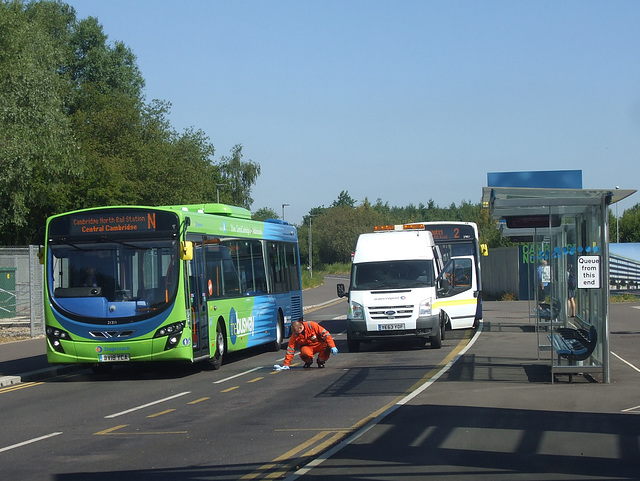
[281,203,289,222]
[616,186,620,243]
[308,215,315,278]
[216,183,226,204]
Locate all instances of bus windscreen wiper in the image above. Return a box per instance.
[52,238,87,250]
[99,236,140,249]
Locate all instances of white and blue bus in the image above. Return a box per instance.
[415,221,485,330]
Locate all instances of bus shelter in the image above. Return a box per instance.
[481,186,635,383]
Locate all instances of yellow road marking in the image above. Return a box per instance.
[248,377,264,383]
[241,432,332,480]
[275,428,352,433]
[188,397,210,404]
[302,431,344,457]
[222,386,239,393]
[94,425,129,435]
[242,330,475,479]
[147,409,175,418]
[95,424,187,435]
[272,431,330,462]
[0,381,44,394]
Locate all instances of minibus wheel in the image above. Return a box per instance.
[430,322,442,349]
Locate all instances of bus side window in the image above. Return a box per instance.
[204,245,224,299]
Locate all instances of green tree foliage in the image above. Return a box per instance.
[312,203,390,265]
[618,204,640,243]
[252,207,279,221]
[218,144,261,209]
[297,191,513,269]
[332,190,356,208]
[0,1,258,245]
[64,16,144,112]
[0,0,81,244]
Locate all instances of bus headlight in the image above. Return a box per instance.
[154,321,186,338]
[46,326,72,353]
[154,321,186,351]
[350,301,364,320]
[419,298,432,316]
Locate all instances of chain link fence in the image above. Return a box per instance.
[0,246,44,337]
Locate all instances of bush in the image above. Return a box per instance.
[611,293,640,302]
[301,269,324,290]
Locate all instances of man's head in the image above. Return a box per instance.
[291,320,305,335]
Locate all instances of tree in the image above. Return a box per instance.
[313,204,388,265]
[332,190,356,208]
[218,144,261,209]
[0,0,81,244]
[619,204,640,243]
[64,15,144,114]
[0,1,229,245]
[253,207,279,221]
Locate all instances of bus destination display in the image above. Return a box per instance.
[69,211,159,235]
[425,224,475,241]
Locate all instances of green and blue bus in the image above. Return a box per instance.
[43,203,302,372]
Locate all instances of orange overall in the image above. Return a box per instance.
[283,321,336,366]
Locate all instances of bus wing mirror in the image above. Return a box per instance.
[180,241,193,260]
[480,243,489,256]
[337,283,347,298]
[38,246,44,265]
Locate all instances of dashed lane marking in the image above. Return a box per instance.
[0,432,62,454]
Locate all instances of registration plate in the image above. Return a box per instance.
[99,354,130,362]
[378,323,405,331]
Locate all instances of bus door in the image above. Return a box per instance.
[189,242,209,359]
[436,255,478,329]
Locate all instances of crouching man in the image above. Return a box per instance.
[276,319,338,370]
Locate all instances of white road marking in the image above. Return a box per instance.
[105,391,191,419]
[0,432,62,453]
[213,366,264,384]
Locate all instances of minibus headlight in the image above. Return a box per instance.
[419,298,432,316]
[351,301,364,319]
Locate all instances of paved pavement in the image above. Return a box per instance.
[288,299,640,481]
[3,279,640,479]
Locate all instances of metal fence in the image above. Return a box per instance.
[0,246,44,337]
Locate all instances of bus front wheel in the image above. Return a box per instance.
[210,321,225,370]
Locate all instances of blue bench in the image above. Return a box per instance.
[548,325,597,362]
[538,298,561,321]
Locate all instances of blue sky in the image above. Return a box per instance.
[66,0,640,225]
